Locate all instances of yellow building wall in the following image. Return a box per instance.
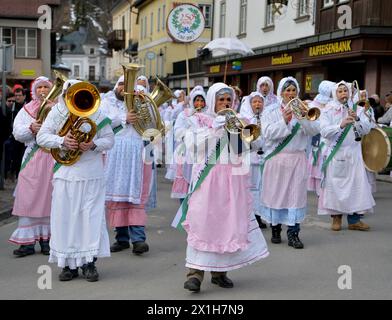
[136,0,212,78]
[109,0,140,82]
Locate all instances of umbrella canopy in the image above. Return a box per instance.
[203,37,255,57]
[203,37,255,83]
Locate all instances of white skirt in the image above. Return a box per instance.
[49,178,110,269]
[185,215,269,272]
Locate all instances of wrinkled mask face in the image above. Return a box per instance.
[336,85,349,103]
[215,92,232,113]
[260,82,270,96]
[36,84,50,100]
[193,95,206,110]
[115,82,125,101]
[251,96,264,114]
[282,85,297,104]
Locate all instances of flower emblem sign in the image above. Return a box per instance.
[167,4,205,43]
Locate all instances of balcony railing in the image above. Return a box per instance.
[107,29,126,51]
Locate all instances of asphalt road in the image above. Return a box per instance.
[0,168,391,300]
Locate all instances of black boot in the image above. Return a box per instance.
[287,230,304,249]
[59,267,79,281]
[110,241,130,252]
[255,215,267,229]
[82,262,99,282]
[271,224,282,244]
[13,245,35,257]
[132,241,149,255]
[39,240,50,255]
[184,278,201,292]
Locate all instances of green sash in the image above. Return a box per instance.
[260,122,301,175]
[174,137,228,230]
[321,103,358,173]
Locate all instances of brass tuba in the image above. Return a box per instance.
[51,82,100,166]
[37,70,68,123]
[122,63,173,141]
[217,108,261,143]
[287,97,320,121]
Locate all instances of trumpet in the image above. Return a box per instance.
[286,98,320,121]
[217,108,261,143]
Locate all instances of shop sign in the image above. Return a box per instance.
[309,40,352,57]
[305,75,312,92]
[20,69,36,76]
[209,65,220,73]
[232,61,242,71]
[271,53,293,65]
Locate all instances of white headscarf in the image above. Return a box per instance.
[114,75,124,90]
[276,76,300,105]
[332,80,352,104]
[189,89,207,113]
[240,91,264,120]
[206,83,234,117]
[136,75,150,93]
[314,80,335,105]
[31,76,52,101]
[190,85,204,96]
[256,76,278,106]
[173,89,184,99]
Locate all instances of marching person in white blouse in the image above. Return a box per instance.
[37,80,114,282]
[317,81,375,231]
[9,76,54,257]
[260,77,320,249]
[239,92,268,229]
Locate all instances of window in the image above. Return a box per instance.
[73,65,80,78]
[141,16,144,39]
[90,48,95,55]
[298,0,309,17]
[219,1,226,37]
[144,16,148,38]
[122,15,125,30]
[199,4,212,28]
[323,0,334,7]
[158,8,161,31]
[239,0,247,34]
[16,28,37,58]
[150,12,153,36]
[0,28,12,45]
[89,66,95,81]
[162,5,166,30]
[265,2,274,27]
[101,66,105,78]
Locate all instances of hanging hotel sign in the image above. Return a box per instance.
[167,4,205,43]
[309,40,352,57]
[271,53,293,65]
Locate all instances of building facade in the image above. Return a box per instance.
[206,0,392,101]
[107,0,140,84]
[0,0,60,87]
[57,23,108,87]
[133,0,213,83]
